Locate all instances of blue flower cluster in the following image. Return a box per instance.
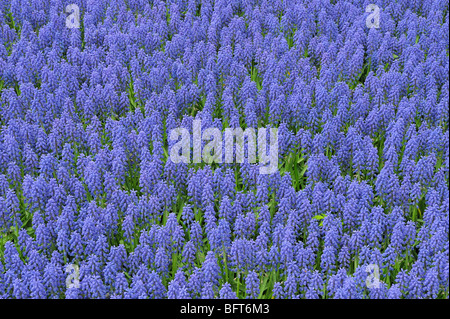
[0,0,448,299]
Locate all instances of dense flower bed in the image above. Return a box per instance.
[0,0,448,299]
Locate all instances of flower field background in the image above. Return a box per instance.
[0,0,448,299]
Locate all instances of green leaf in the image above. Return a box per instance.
[313,214,326,220]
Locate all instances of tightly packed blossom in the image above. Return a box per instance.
[0,0,449,299]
